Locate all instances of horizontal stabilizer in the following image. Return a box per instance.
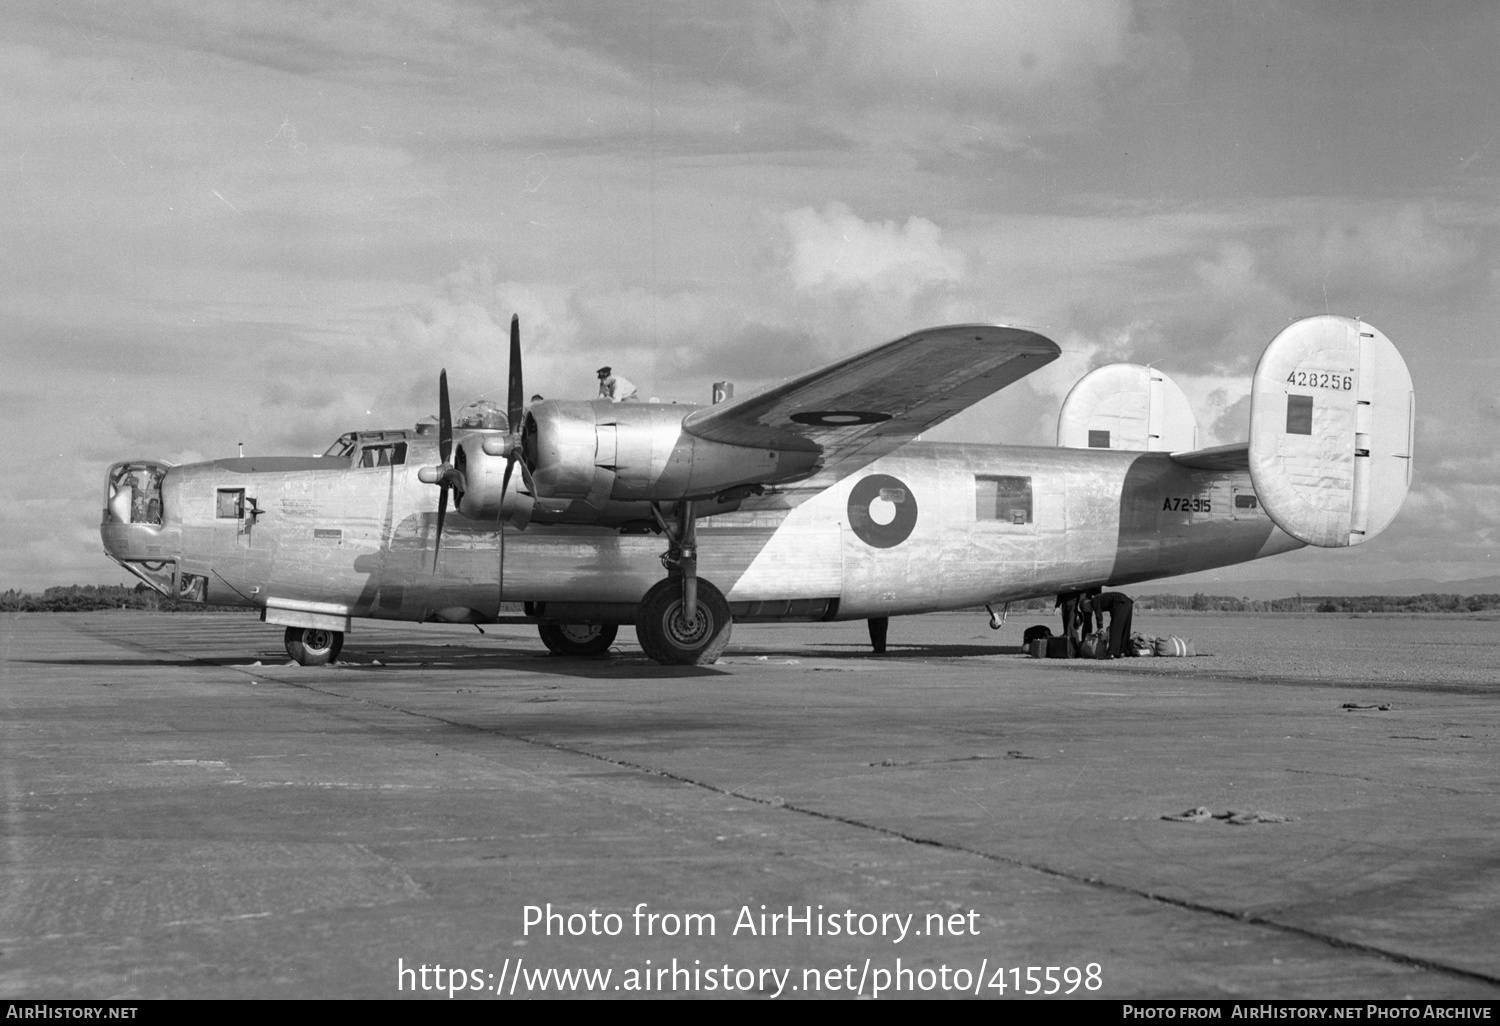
[1169,442,1249,472]
[1248,316,1414,547]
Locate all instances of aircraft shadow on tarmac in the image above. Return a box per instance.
[333,642,729,678]
[25,640,1027,671]
[366,639,1030,667]
[730,641,1028,659]
[24,646,727,678]
[20,656,211,667]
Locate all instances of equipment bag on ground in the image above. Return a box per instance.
[1078,631,1111,659]
[1153,635,1195,657]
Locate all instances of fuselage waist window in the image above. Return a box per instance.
[976,475,1033,525]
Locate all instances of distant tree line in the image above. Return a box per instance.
[1135,592,1500,613]
[0,584,253,613]
[985,592,1500,617]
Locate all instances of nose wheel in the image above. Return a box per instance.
[538,622,618,657]
[284,626,344,666]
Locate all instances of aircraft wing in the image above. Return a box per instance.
[1169,442,1249,472]
[682,324,1059,482]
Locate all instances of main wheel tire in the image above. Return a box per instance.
[634,577,732,665]
[284,626,343,666]
[537,622,619,657]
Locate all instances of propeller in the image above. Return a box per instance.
[422,315,534,571]
[417,369,467,570]
[480,316,540,528]
[497,314,535,531]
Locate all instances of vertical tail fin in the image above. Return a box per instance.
[1057,363,1198,451]
[1248,316,1414,547]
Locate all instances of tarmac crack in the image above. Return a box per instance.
[1282,766,1496,797]
[1105,665,1498,698]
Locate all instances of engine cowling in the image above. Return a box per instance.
[449,433,533,521]
[521,399,818,504]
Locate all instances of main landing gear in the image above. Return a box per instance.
[284,626,343,666]
[537,622,618,657]
[635,499,733,665]
[636,577,731,665]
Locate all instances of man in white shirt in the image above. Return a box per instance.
[596,366,638,402]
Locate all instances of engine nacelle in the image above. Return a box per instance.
[450,432,530,520]
[521,399,818,504]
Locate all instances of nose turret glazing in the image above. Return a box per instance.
[101,460,183,597]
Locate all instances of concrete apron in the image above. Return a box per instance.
[1,611,1495,999]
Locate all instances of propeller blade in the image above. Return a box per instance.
[507,314,523,433]
[497,449,533,530]
[450,447,467,505]
[438,368,453,466]
[512,459,535,531]
[500,450,516,505]
[433,484,448,571]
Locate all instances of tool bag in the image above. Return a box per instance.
[1078,631,1111,659]
[1152,635,1195,657]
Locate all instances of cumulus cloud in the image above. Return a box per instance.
[381,204,976,408]
[784,201,965,294]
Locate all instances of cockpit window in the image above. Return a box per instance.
[358,442,407,468]
[216,489,245,519]
[322,433,358,459]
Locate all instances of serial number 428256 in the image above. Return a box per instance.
[1287,370,1353,390]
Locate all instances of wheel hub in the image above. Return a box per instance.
[664,603,710,646]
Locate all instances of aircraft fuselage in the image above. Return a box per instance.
[102,437,1298,630]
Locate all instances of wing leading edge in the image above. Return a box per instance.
[683,324,1059,482]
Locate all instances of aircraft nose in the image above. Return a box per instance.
[101,459,179,594]
[103,460,171,530]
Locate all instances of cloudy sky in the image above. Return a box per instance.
[4,1,1497,592]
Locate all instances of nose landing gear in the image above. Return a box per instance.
[538,622,619,657]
